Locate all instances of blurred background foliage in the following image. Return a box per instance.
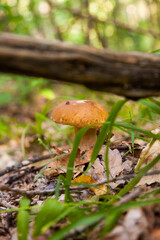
[0,0,160,152]
[1,0,160,51]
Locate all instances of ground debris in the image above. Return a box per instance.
[137,128,160,186]
[88,204,160,240]
[0,133,159,239]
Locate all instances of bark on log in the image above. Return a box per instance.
[0,33,160,99]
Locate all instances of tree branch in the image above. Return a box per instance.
[0,33,160,99]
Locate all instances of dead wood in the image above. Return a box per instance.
[0,33,160,99]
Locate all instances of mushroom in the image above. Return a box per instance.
[51,100,108,152]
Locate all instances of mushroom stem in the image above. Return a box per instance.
[75,127,97,152]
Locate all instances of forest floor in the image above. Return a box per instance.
[0,79,160,240]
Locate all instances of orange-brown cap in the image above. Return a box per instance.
[51,100,108,128]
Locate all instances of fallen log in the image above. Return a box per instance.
[0,33,160,99]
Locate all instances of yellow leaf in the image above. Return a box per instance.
[72,174,107,196]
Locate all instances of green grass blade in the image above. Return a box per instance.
[116,153,160,199]
[17,211,30,240]
[102,211,121,235]
[33,199,65,237]
[139,188,160,199]
[48,212,105,240]
[17,198,30,240]
[120,116,159,125]
[101,197,160,236]
[151,49,160,54]
[140,99,160,115]
[48,197,160,240]
[38,137,52,153]
[33,160,53,182]
[87,99,128,172]
[104,99,128,186]
[135,138,156,172]
[21,125,29,160]
[65,126,92,201]
[55,176,61,200]
[55,175,66,200]
[33,153,69,182]
[117,126,150,142]
[105,140,110,187]
[131,130,135,148]
[114,122,160,140]
[35,113,72,145]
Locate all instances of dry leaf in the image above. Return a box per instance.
[71,174,107,195]
[0,149,15,170]
[43,147,92,177]
[104,208,149,240]
[136,128,160,185]
[102,226,129,240]
[91,184,107,196]
[51,145,65,155]
[43,152,70,176]
[87,146,124,189]
[123,208,149,240]
[43,145,128,191]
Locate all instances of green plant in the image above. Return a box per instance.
[2,98,160,239]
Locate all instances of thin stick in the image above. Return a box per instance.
[0,153,56,177]
[1,170,160,197]
[116,187,142,205]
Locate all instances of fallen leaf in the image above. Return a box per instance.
[102,226,129,240]
[43,147,92,177]
[87,146,124,189]
[75,148,93,166]
[0,149,15,170]
[71,174,107,195]
[136,128,160,185]
[103,208,149,240]
[51,145,65,155]
[43,145,130,191]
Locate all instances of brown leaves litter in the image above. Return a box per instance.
[43,144,134,195]
[102,208,150,240]
[1,128,160,240]
[136,129,160,185]
[43,146,93,177]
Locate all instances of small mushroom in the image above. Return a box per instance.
[51,100,108,152]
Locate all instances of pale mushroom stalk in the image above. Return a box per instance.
[75,127,97,152]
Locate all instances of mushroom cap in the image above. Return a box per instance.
[51,100,108,128]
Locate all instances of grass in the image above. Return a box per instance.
[26,96,160,237]
[1,75,160,239]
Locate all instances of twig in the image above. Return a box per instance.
[0,144,142,177]
[95,169,160,185]
[110,145,144,151]
[0,184,59,197]
[116,187,142,205]
[0,200,17,209]
[1,170,160,197]
[0,153,56,177]
[0,145,137,179]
